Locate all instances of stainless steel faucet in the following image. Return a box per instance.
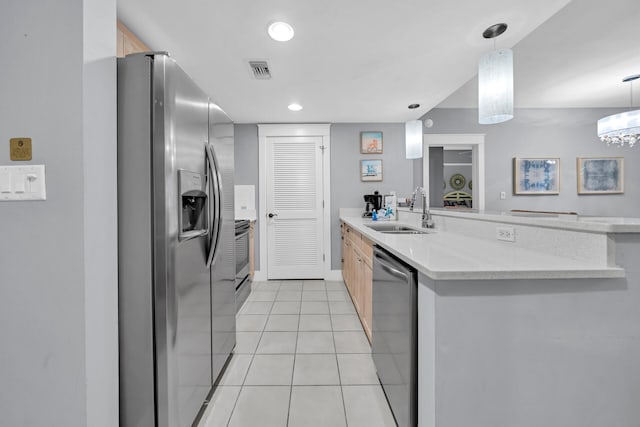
[410,186,434,228]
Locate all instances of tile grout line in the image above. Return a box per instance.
[223,283,267,425]
[226,280,280,427]
[223,387,240,427]
[285,285,303,427]
[331,279,350,427]
[241,283,277,386]
[290,279,334,426]
[226,280,377,427]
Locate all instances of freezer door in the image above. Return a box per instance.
[151,54,213,427]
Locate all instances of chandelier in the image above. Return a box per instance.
[597,74,640,147]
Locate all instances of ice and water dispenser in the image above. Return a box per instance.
[178,169,208,240]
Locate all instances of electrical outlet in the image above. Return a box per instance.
[496,226,515,242]
[500,191,506,200]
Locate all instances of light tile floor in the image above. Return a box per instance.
[199,279,396,427]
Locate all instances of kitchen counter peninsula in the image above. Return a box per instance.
[339,207,636,280]
[339,207,640,427]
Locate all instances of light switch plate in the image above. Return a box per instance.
[0,164,46,201]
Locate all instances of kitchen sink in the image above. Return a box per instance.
[365,223,434,234]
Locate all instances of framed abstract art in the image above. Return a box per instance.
[577,157,624,194]
[513,158,560,195]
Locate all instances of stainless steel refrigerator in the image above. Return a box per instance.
[117,52,236,427]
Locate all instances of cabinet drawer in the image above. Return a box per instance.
[345,225,362,245]
[360,236,373,262]
[345,224,358,238]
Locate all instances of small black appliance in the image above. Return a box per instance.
[363,191,383,217]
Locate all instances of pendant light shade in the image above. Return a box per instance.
[405,120,423,159]
[478,48,514,124]
[597,110,640,147]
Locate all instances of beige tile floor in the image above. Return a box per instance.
[198,279,396,427]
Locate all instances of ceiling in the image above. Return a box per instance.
[117,0,639,124]
[438,0,640,110]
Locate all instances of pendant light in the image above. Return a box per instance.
[478,23,514,124]
[405,119,423,159]
[597,74,640,147]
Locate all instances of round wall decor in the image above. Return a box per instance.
[469,180,473,190]
[450,173,466,190]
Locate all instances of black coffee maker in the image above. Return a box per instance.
[363,191,383,217]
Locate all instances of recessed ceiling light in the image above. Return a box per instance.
[288,103,303,111]
[268,21,294,42]
[408,103,420,109]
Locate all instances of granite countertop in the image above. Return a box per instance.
[340,215,626,281]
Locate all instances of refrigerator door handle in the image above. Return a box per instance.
[211,145,224,265]
[206,144,223,268]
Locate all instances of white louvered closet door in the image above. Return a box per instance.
[266,136,324,279]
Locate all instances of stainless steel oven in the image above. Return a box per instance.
[235,219,251,312]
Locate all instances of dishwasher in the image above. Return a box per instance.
[372,245,418,427]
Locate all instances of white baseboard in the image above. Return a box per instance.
[252,270,267,282]
[251,270,343,282]
[326,270,343,281]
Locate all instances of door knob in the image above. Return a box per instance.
[268,213,277,218]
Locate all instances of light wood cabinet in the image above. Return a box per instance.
[117,21,150,58]
[344,239,355,295]
[341,221,373,342]
[352,246,364,314]
[361,247,373,335]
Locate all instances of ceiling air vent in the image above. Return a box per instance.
[248,60,272,80]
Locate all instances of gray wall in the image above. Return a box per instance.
[329,124,415,269]
[0,1,118,425]
[422,108,640,216]
[428,147,444,208]
[412,158,423,192]
[83,1,119,425]
[233,123,416,271]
